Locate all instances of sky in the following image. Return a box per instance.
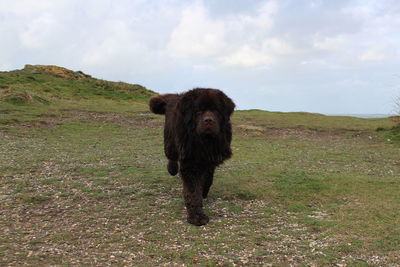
[1,0,400,114]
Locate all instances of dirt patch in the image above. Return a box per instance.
[1,119,57,129]
[0,109,19,114]
[61,109,159,127]
[235,124,326,140]
[264,127,323,139]
[234,124,376,141]
[1,110,161,130]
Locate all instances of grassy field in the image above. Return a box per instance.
[1,66,400,266]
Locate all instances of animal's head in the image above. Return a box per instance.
[179,88,235,137]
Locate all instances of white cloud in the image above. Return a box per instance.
[219,45,274,67]
[219,38,294,67]
[237,0,277,30]
[167,0,279,67]
[0,0,57,15]
[360,48,386,62]
[312,35,345,51]
[263,38,294,55]
[81,20,136,65]
[19,14,56,49]
[167,3,227,58]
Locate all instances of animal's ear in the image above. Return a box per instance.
[178,90,198,125]
[220,92,235,117]
[149,95,166,114]
[149,94,177,114]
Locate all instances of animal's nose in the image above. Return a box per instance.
[204,117,214,124]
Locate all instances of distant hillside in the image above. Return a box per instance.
[0,65,156,105]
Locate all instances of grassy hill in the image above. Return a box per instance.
[0,64,154,109]
[1,66,399,265]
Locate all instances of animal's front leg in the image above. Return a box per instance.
[180,164,209,226]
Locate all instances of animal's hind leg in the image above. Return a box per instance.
[167,160,178,176]
[202,166,216,198]
[164,129,179,176]
[165,143,178,175]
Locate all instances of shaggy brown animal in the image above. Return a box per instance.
[149,88,235,226]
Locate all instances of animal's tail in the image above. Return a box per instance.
[149,94,176,115]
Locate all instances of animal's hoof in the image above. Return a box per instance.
[167,161,178,176]
[187,213,209,226]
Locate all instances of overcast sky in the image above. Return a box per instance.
[1,0,400,114]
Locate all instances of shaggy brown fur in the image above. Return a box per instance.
[149,88,235,226]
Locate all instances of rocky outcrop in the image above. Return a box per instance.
[24,65,92,80]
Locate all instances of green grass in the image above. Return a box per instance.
[382,125,400,144]
[0,67,154,103]
[1,66,400,265]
